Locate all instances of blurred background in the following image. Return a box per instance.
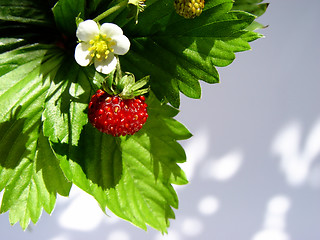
[1,0,320,239]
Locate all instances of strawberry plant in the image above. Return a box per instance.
[0,0,268,233]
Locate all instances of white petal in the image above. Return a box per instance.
[76,20,99,41]
[112,35,130,55]
[100,23,123,37]
[74,43,92,66]
[94,54,117,74]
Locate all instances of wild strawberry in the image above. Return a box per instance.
[174,0,205,19]
[88,89,148,137]
[88,63,149,136]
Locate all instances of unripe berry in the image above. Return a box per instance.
[174,0,205,19]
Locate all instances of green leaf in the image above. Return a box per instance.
[141,94,191,185]
[52,0,85,36]
[87,0,114,17]
[0,37,27,53]
[245,20,267,31]
[107,0,262,107]
[0,44,71,229]
[232,0,269,30]
[42,59,93,145]
[93,70,109,89]
[0,0,54,26]
[232,0,269,17]
[53,92,190,232]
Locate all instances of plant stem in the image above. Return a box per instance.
[93,1,128,22]
[115,56,122,86]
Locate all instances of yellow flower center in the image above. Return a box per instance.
[88,34,116,61]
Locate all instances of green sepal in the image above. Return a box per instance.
[127,3,139,23]
[127,0,146,24]
[75,13,84,27]
[118,73,149,99]
[100,69,116,95]
[118,73,135,92]
[131,75,150,92]
[101,64,150,99]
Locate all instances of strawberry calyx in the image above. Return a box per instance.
[101,58,150,99]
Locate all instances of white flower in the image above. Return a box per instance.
[74,20,130,74]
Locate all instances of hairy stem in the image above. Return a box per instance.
[93,0,128,22]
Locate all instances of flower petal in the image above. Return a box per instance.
[94,53,117,74]
[100,23,123,37]
[76,20,99,41]
[112,35,130,55]
[74,42,92,67]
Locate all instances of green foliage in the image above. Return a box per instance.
[232,0,269,17]
[0,0,268,232]
[53,93,190,232]
[232,0,269,30]
[0,0,54,25]
[52,0,86,36]
[42,59,92,145]
[0,45,71,229]
[110,0,263,107]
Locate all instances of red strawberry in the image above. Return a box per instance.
[88,89,148,137]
